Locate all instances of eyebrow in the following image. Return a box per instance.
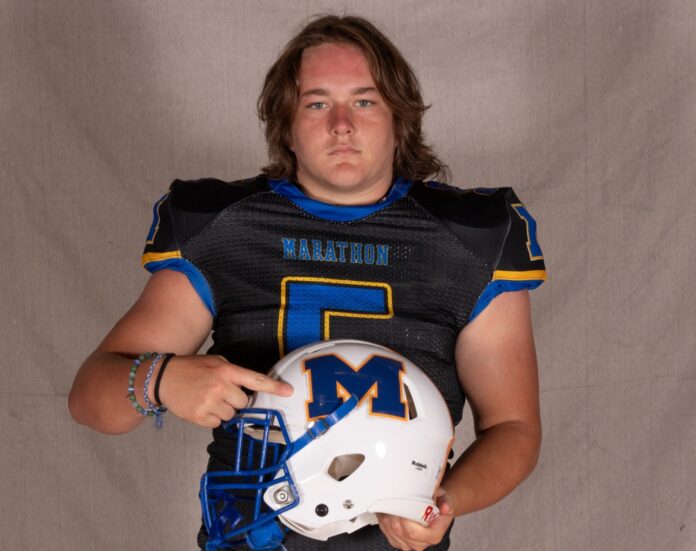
[300,86,379,97]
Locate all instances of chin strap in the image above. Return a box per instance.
[205,493,286,551]
[285,394,359,458]
[246,521,285,550]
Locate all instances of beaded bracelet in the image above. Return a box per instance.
[127,352,168,428]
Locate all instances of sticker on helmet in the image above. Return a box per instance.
[421,505,439,525]
[303,353,408,421]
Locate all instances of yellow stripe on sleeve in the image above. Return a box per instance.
[141,250,183,266]
[492,269,547,282]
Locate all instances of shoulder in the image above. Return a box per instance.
[167,175,271,213]
[409,180,513,222]
[142,175,271,261]
[408,181,547,322]
[408,181,540,268]
[141,175,271,317]
[153,175,271,244]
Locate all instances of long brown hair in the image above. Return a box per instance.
[257,15,449,182]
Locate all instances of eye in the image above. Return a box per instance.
[307,102,327,109]
[356,99,374,107]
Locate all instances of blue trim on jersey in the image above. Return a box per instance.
[144,258,216,317]
[146,193,168,242]
[268,178,413,221]
[469,279,544,322]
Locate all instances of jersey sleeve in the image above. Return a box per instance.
[141,183,216,316]
[468,188,546,321]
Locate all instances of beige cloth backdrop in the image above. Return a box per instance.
[2,1,694,550]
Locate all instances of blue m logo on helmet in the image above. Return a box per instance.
[303,354,408,421]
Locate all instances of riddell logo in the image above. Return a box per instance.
[411,460,428,470]
[421,505,439,525]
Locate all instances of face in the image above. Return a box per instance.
[289,42,396,205]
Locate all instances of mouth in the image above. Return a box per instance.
[329,146,359,155]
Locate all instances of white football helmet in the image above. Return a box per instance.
[200,340,454,550]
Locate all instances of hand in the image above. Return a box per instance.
[377,489,455,551]
[156,355,293,428]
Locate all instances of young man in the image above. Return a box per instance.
[69,15,545,551]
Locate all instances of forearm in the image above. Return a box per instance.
[69,350,156,435]
[69,271,218,434]
[440,420,541,516]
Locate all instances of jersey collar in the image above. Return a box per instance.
[268,177,413,222]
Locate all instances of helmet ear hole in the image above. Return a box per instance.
[404,384,418,420]
[327,454,365,481]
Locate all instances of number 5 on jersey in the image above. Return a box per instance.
[277,277,393,356]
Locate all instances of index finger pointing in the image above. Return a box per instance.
[233,366,293,396]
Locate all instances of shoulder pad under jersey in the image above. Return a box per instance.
[140,175,271,315]
[142,176,270,260]
[409,182,546,319]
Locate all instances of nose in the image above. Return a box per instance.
[329,104,354,135]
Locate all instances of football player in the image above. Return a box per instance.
[69,15,546,551]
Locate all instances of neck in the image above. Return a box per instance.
[295,178,395,206]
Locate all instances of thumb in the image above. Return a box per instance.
[435,487,455,517]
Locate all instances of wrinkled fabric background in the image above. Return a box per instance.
[2,1,694,549]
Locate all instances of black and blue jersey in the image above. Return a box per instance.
[143,174,545,425]
[142,174,546,550]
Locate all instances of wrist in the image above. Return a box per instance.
[127,353,169,427]
[152,353,176,406]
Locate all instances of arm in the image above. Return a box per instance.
[377,290,541,550]
[441,289,541,514]
[69,269,292,435]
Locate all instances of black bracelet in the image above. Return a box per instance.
[153,353,176,407]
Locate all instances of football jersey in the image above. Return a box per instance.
[142,174,546,550]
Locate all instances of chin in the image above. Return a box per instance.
[326,165,369,187]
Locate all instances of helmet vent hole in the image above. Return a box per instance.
[404,384,418,420]
[327,454,365,481]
